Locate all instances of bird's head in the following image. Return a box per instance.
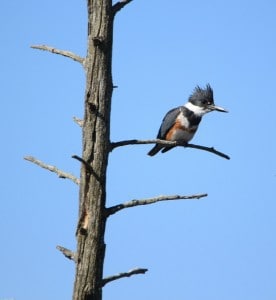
[186,84,228,116]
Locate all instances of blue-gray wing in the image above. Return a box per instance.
[147,106,181,156]
[157,106,181,138]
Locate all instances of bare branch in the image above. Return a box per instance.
[31,44,85,64]
[184,143,230,160]
[56,245,76,262]
[106,193,207,216]
[110,139,230,160]
[72,155,101,182]
[112,0,133,15]
[71,155,91,170]
[24,156,80,185]
[110,139,171,149]
[102,268,148,287]
[73,116,83,127]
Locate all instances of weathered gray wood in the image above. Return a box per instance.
[72,1,114,299]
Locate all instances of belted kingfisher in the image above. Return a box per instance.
[147,84,228,156]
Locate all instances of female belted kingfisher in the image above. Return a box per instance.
[148,84,228,156]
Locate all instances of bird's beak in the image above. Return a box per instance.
[210,104,228,113]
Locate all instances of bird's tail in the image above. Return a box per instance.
[147,144,163,156]
[161,146,174,153]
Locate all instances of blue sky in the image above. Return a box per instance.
[1,0,276,299]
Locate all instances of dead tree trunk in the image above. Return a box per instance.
[72,1,114,299]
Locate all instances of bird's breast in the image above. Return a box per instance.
[165,115,198,142]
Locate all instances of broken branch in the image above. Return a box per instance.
[110,139,230,160]
[72,155,92,171]
[24,156,79,185]
[106,193,207,216]
[56,245,76,262]
[102,268,148,287]
[31,44,85,64]
[73,116,83,127]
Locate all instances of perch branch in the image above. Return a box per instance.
[56,245,76,262]
[184,143,230,160]
[112,0,133,14]
[106,193,207,216]
[24,156,79,185]
[110,139,230,160]
[102,268,148,287]
[31,44,85,64]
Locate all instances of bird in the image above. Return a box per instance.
[147,84,228,156]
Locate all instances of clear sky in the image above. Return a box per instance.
[2,0,276,299]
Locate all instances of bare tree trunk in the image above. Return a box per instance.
[73,1,113,299]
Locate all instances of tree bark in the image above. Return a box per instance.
[73,0,114,299]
